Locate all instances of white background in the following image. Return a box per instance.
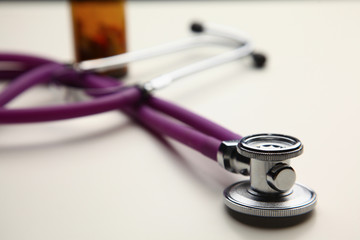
[0,1,360,239]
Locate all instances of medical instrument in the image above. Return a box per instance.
[0,22,316,219]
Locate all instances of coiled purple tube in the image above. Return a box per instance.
[0,52,242,161]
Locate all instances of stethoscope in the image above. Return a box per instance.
[0,22,316,219]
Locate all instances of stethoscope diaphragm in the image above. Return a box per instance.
[221,133,317,217]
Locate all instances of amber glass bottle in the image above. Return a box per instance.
[71,0,127,77]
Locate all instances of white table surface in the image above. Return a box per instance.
[0,1,360,239]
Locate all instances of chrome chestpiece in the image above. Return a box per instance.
[218,133,317,217]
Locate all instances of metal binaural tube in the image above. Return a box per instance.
[142,44,253,92]
[75,22,253,73]
[75,35,239,72]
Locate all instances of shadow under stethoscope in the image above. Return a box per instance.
[225,206,316,229]
[0,119,132,154]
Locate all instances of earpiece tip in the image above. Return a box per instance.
[190,22,204,33]
[252,52,267,68]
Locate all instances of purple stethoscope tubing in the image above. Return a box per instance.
[0,53,240,161]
